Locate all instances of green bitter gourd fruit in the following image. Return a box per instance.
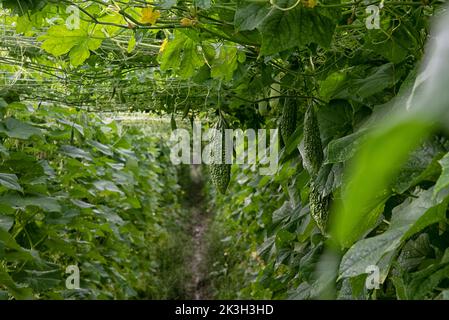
[303,105,323,177]
[303,104,329,233]
[280,98,297,145]
[209,118,231,194]
[309,183,329,234]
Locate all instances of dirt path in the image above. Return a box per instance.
[186,165,211,300]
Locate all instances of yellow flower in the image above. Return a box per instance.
[180,17,196,27]
[141,7,161,25]
[159,38,168,53]
[302,0,317,8]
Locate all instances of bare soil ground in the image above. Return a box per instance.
[186,165,212,300]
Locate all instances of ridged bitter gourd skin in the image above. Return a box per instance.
[309,183,329,234]
[303,105,323,177]
[280,98,297,145]
[303,105,329,233]
[209,121,231,194]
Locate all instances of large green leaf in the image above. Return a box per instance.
[364,17,419,64]
[159,30,204,79]
[211,45,244,82]
[331,15,449,248]
[59,145,93,161]
[319,71,347,102]
[397,233,432,272]
[434,152,449,197]
[2,0,47,15]
[352,63,400,99]
[319,64,400,101]
[325,130,368,164]
[0,173,23,192]
[393,139,445,194]
[0,195,61,212]
[234,2,271,31]
[405,251,449,300]
[40,22,104,66]
[15,269,61,292]
[92,180,124,195]
[316,100,352,145]
[259,1,338,55]
[0,215,14,231]
[0,270,33,300]
[339,188,447,279]
[330,119,432,248]
[235,0,339,55]
[0,118,42,140]
[0,227,23,251]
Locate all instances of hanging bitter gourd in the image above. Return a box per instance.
[209,117,231,194]
[303,104,329,233]
[280,98,297,145]
[303,104,323,177]
[309,183,329,234]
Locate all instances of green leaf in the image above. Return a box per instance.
[258,0,338,55]
[57,118,84,136]
[234,2,270,31]
[319,71,347,102]
[288,282,312,299]
[127,34,136,53]
[393,139,445,194]
[0,144,9,157]
[0,215,14,231]
[194,0,211,9]
[313,164,342,198]
[434,152,449,197]
[39,23,104,66]
[2,0,47,15]
[71,199,95,209]
[439,290,449,300]
[0,227,24,251]
[159,30,204,78]
[0,173,23,192]
[352,64,398,99]
[319,64,400,101]
[0,270,33,300]
[15,269,61,292]
[339,188,446,279]
[397,233,432,271]
[406,260,449,299]
[0,118,42,140]
[325,130,368,164]
[272,200,294,224]
[276,229,295,247]
[92,180,123,195]
[60,145,93,161]
[0,98,7,109]
[211,45,240,82]
[331,119,431,248]
[0,195,61,212]
[364,18,418,63]
[87,140,113,156]
[317,100,353,145]
[391,276,408,300]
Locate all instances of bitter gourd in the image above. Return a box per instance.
[280,98,297,145]
[309,183,329,234]
[303,105,323,177]
[209,119,231,194]
[302,104,329,233]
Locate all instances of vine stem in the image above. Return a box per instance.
[270,0,302,11]
[319,0,427,7]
